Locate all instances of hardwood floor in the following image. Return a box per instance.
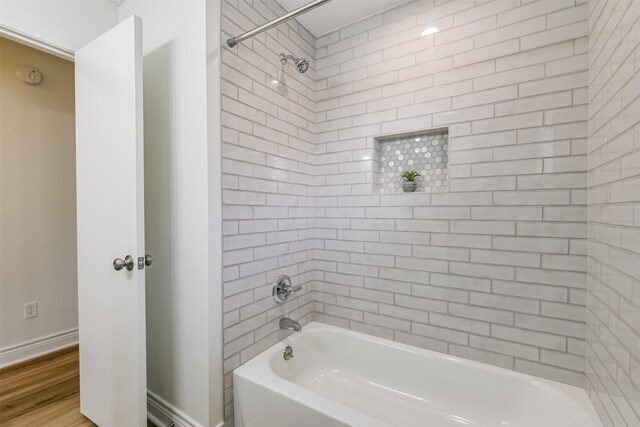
[0,346,95,426]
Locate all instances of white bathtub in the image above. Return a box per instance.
[233,322,601,427]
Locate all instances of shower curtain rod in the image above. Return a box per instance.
[226,0,332,48]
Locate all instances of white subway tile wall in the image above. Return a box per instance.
[221,0,317,420]
[222,0,593,421]
[586,0,640,425]
[313,0,588,389]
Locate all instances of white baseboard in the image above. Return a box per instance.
[0,328,79,368]
[147,390,205,427]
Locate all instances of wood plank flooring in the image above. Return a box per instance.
[0,345,95,426]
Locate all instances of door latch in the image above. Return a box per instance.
[137,254,153,270]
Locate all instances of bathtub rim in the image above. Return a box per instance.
[233,321,600,426]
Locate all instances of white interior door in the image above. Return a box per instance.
[75,15,146,426]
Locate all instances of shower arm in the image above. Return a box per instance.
[280,54,297,64]
[226,0,332,48]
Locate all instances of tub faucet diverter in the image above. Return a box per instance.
[280,317,301,332]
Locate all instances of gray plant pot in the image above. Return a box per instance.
[402,181,418,192]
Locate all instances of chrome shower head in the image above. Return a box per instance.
[280,53,309,73]
[295,57,309,73]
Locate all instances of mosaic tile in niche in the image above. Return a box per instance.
[374,130,449,193]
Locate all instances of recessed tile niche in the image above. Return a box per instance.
[373,128,449,193]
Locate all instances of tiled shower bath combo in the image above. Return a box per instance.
[221,0,640,425]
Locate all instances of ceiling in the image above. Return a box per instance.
[277,0,408,38]
[107,0,407,39]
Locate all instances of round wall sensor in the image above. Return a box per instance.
[16,66,42,85]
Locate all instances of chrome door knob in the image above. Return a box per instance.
[145,254,153,266]
[113,255,135,271]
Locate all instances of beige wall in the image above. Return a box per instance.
[0,37,77,357]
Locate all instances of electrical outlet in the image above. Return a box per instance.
[24,302,38,319]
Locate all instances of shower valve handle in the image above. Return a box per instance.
[272,274,300,303]
[286,284,302,296]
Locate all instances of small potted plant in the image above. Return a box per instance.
[399,170,421,193]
